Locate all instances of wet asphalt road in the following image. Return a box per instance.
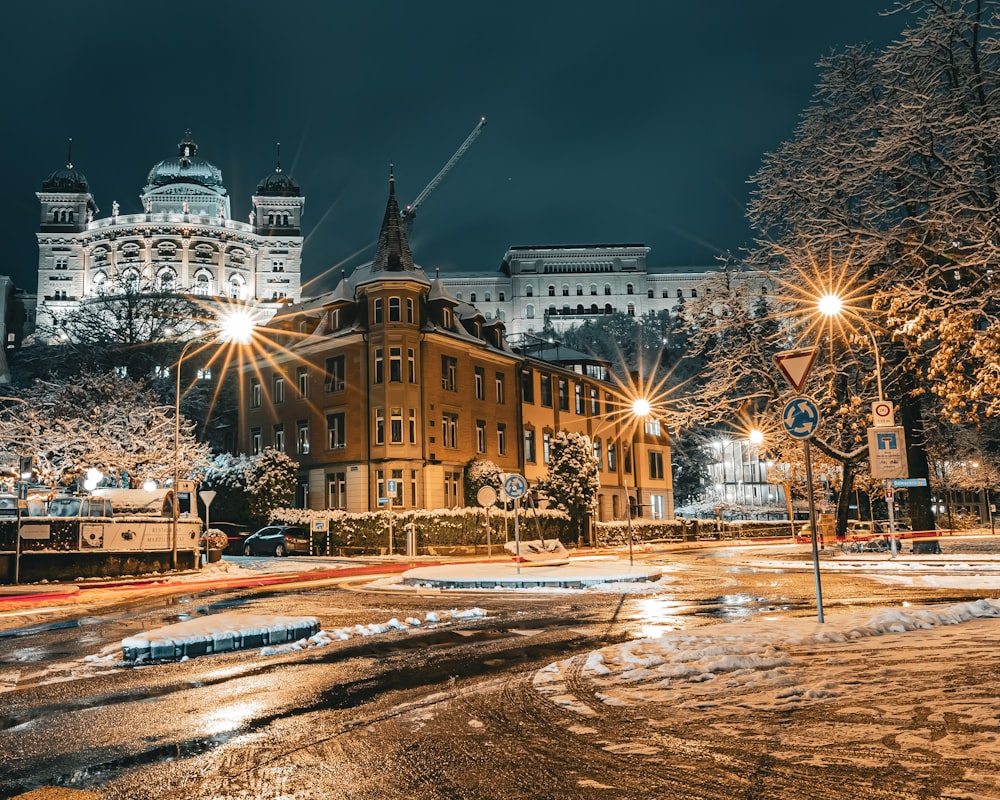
[0,544,997,799]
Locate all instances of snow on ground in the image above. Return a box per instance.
[533,598,1000,718]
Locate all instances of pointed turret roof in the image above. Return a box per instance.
[352,170,429,289]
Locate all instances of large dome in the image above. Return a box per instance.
[144,131,226,194]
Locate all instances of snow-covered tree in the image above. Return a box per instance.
[0,373,211,489]
[464,458,502,506]
[537,431,601,544]
[198,449,298,527]
[740,0,1000,533]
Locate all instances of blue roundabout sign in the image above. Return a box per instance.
[782,397,821,439]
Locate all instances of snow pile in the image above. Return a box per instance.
[260,607,487,656]
[534,599,1000,713]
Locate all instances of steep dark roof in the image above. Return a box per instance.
[352,172,429,289]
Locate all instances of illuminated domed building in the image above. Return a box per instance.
[35,132,304,336]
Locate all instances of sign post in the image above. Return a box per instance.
[502,474,528,573]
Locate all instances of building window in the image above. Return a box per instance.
[250,380,261,408]
[543,431,552,464]
[499,292,505,301]
[441,356,457,391]
[558,379,569,411]
[408,348,416,382]
[442,307,453,328]
[526,285,533,297]
[392,468,404,507]
[540,375,553,407]
[647,289,654,298]
[390,407,403,444]
[250,427,261,455]
[526,304,534,319]
[497,423,507,456]
[406,298,415,323]
[476,420,487,453]
[327,412,346,449]
[608,443,617,472]
[410,469,418,506]
[390,347,402,382]
[475,367,485,400]
[389,297,401,322]
[605,284,612,295]
[627,283,634,295]
[590,387,600,415]
[328,472,347,510]
[590,284,598,296]
[649,450,665,480]
[575,382,584,414]
[524,429,536,462]
[374,408,385,445]
[442,412,458,448]
[576,285,583,296]
[522,369,535,403]
[409,408,417,443]
[548,285,555,297]
[562,285,570,296]
[374,348,384,384]
[593,438,602,470]
[495,372,506,404]
[373,297,383,324]
[296,420,310,454]
[627,303,635,317]
[645,418,662,436]
[273,424,285,452]
[297,366,309,397]
[273,375,285,404]
[691,288,698,298]
[325,356,345,392]
[445,471,461,508]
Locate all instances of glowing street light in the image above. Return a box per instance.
[172,309,256,570]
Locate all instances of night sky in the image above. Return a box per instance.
[2,2,903,295]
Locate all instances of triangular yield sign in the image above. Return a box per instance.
[774,348,818,394]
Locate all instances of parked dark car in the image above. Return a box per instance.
[242,525,312,557]
[209,521,253,555]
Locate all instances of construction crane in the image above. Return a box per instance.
[402,116,487,233]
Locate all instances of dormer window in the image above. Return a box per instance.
[442,307,453,328]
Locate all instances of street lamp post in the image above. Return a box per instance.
[172,336,204,572]
[818,294,899,558]
[171,310,256,571]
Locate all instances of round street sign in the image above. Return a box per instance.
[781,396,821,439]
[872,400,894,427]
[477,486,498,507]
[502,473,528,499]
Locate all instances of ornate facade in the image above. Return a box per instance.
[34,133,304,336]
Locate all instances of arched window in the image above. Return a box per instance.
[193,270,212,296]
[604,303,612,314]
[590,284,598,295]
[526,285,533,297]
[691,288,698,298]
[562,284,570,296]
[526,304,535,319]
[626,283,634,295]
[157,269,176,293]
[627,303,635,316]
[590,304,598,314]
[676,288,684,298]
[604,284,612,295]
[576,304,584,315]
[576,284,583,296]
[93,271,108,296]
[548,285,555,297]
[228,275,246,299]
